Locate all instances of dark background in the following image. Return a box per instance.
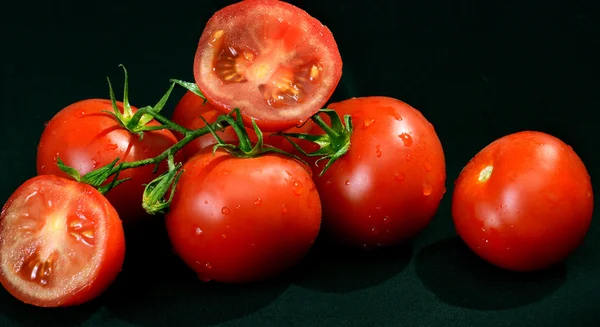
[1,0,599,326]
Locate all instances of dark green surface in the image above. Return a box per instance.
[1,0,599,326]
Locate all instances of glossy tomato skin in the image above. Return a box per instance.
[171,91,313,160]
[452,131,593,271]
[165,147,321,283]
[193,0,342,132]
[36,99,182,224]
[310,96,446,249]
[0,175,125,307]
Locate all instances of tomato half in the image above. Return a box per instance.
[452,131,593,271]
[193,0,343,132]
[165,147,321,283]
[171,90,313,159]
[308,97,446,248]
[37,99,181,224]
[0,175,125,307]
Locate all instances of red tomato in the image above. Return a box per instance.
[0,175,125,307]
[171,91,313,159]
[37,99,181,224]
[452,131,593,271]
[307,97,446,248]
[193,0,343,132]
[165,147,321,283]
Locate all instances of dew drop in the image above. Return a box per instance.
[44,121,50,127]
[405,153,412,161]
[371,227,379,235]
[424,161,432,172]
[383,106,402,120]
[362,118,375,129]
[222,170,232,176]
[422,179,433,196]
[394,172,405,182]
[91,159,99,168]
[221,234,227,239]
[77,111,85,118]
[40,165,46,171]
[221,207,231,215]
[398,133,413,146]
[204,200,209,204]
[291,178,303,196]
[281,204,288,215]
[236,204,241,209]
[195,227,203,236]
[105,143,118,151]
[485,239,489,244]
[375,145,382,158]
[345,180,350,185]
[383,216,390,224]
[254,198,262,206]
[205,262,213,269]
[376,205,382,211]
[285,170,293,176]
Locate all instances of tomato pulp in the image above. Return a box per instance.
[452,131,593,271]
[0,175,125,307]
[193,0,343,132]
[37,99,181,224]
[308,97,446,248]
[165,147,322,283]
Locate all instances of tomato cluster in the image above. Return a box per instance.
[0,0,593,308]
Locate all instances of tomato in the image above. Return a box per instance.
[193,0,343,132]
[0,175,125,307]
[307,96,446,248]
[171,90,313,159]
[165,147,321,283]
[452,131,593,271]
[37,99,181,224]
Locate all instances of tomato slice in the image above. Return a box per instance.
[193,0,343,132]
[0,175,125,307]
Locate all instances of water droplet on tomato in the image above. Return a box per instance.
[40,165,46,171]
[405,153,412,161]
[291,178,303,195]
[285,170,293,176]
[362,118,375,129]
[254,198,262,206]
[375,145,382,158]
[204,200,209,204]
[383,216,390,224]
[371,227,379,235]
[281,204,288,215]
[376,205,382,211]
[195,227,203,236]
[236,204,241,210]
[205,262,213,269]
[382,106,402,120]
[221,207,231,215]
[222,170,231,176]
[394,172,405,182]
[345,180,350,185]
[76,111,85,118]
[221,234,227,239]
[105,143,118,151]
[92,159,99,168]
[422,179,433,196]
[424,161,432,172]
[485,239,489,244]
[398,133,413,146]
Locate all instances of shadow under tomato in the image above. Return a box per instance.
[415,237,567,310]
[0,288,102,327]
[288,238,413,293]
[103,217,289,326]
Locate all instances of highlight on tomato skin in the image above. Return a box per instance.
[451,130,593,272]
[171,90,314,160]
[193,0,343,132]
[0,175,126,307]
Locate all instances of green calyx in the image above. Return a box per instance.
[57,157,130,195]
[281,109,353,176]
[142,154,183,215]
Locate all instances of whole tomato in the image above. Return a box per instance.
[165,147,322,283]
[452,131,593,271]
[304,96,446,249]
[37,99,181,224]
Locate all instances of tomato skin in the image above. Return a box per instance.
[452,131,593,271]
[309,96,446,248]
[36,99,182,224]
[193,0,343,132]
[0,175,125,307]
[171,90,313,160]
[165,147,321,283]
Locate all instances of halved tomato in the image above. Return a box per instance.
[193,0,343,132]
[0,175,125,307]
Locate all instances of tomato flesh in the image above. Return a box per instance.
[194,0,342,132]
[0,175,125,307]
[452,131,593,271]
[165,147,321,283]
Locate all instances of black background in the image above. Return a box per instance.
[1,0,599,326]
